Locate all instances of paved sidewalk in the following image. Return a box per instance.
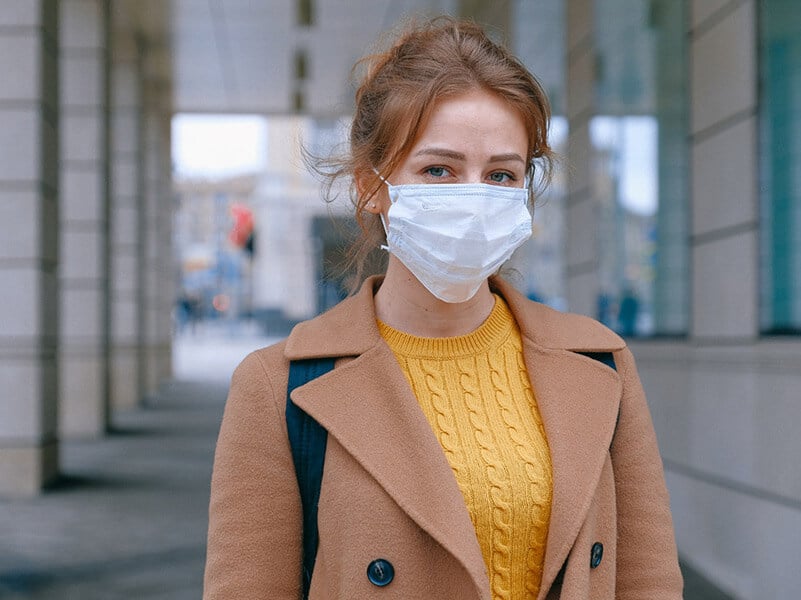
[0,379,227,600]
[0,328,732,599]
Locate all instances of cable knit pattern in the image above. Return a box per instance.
[378,296,553,600]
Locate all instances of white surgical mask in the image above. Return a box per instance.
[378,180,533,303]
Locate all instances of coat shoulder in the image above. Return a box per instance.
[529,303,626,352]
[227,340,291,414]
[235,339,288,379]
[493,278,625,352]
[285,279,383,360]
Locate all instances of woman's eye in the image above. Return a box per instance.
[488,172,513,183]
[425,166,448,177]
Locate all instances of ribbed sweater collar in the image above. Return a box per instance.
[377,295,515,359]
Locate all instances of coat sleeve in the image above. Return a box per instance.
[203,349,302,599]
[611,346,684,599]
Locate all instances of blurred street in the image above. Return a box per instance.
[0,326,276,600]
[0,324,730,599]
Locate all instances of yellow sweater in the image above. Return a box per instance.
[378,296,553,599]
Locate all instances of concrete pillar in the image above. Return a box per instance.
[109,22,143,410]
[564,0,599,316]
[58,0,110,437]
[155,106,174,386]
[689,0,759,341]
[142,83,173,397]
[0,0,60,495]
[158,113,174,384]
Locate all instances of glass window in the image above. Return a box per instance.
[760,0,801,334]
[592,0,689,336]
[510,0,567,310]
[506,117,568,311]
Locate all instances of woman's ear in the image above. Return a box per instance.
[363,199,383,214]
[355,169,386,214]
[354,167,370,199]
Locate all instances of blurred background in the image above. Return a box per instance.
[1,0,799,598]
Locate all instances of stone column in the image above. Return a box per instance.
[142,83,173,398]
[109,21,143,410]
[564,0,599,316]
[689,0,759,341]
[58,0,110,437]
[0,0,60,495]
[157,109,174,385]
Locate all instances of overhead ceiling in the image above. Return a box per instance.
[119,0,463,116]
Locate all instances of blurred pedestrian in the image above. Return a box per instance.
[204,17,682,600]
[176,290,200,334]
[618,286,640,337]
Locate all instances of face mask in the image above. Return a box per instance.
[378,180,533,303]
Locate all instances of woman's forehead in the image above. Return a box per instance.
[406,90,528,158]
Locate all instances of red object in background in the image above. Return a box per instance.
[228,203,254,248]
[212,293,230,313]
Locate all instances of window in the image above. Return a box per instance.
[760,0,801,334]
[510,0,567,309]
[592,0,689,336]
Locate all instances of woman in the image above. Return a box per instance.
[203,17,683,600]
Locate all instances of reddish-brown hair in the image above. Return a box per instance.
[312,16,555,288]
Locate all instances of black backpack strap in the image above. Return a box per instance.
[286,357,335,600]
[576,351,616,372]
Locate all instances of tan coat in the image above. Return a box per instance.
[203,277,683,599]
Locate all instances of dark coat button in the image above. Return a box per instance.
[367,558,394,587]
[590,542,604,569]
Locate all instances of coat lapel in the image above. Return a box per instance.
[495,279,625,598]
[290,341,491,599]
[522,342,622,599]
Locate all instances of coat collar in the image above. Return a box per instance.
[286,275,625,599]
[285,275,625,359]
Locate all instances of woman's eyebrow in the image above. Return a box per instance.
[413,148,525,164]
[488,153,525,164]
[414,147,465,160]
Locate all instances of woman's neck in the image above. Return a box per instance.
[373,258,495,338]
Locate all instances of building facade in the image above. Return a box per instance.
[562,2,801,598]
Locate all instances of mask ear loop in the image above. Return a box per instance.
[371,167,391,252]
[379,216,390,252]
[524,161,536,193]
